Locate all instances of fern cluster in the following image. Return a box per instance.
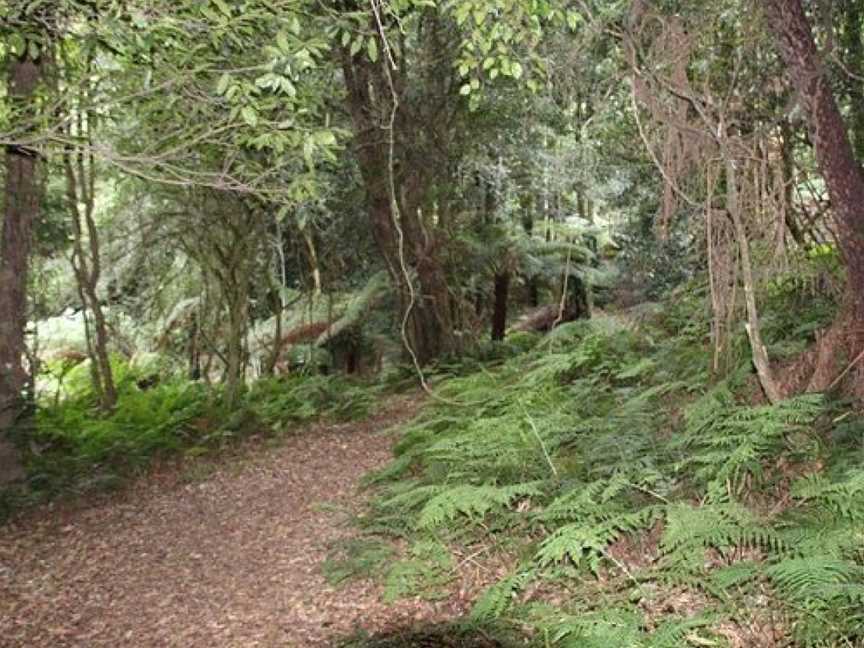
[6,370,380,512]
[356,312,864,647]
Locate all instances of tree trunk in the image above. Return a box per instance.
[224,291,248,408]
[727,158,783,404]
[189,312,202,381]
[301,224,323,296]
[0,53,42,484]
[339,41,456,366]
[765,0,864,393]
[491,271,510,342]
[64,142,116,410]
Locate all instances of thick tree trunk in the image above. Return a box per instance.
[765,0,864,393]
[339,43,456,366]
[491,271,510,342]
[0,54,42,484]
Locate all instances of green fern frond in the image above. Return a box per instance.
[552,608,644,648]
[766,556,862,600]
[541,473,632,522]
[647,615,716,648]
[383,540,455,603]
[537,507,661,572]
[470,569,537,621]
[417,482,544,529]
[792,468,864,521]
[660,503,782,571]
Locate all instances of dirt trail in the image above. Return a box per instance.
[0,395,452,647]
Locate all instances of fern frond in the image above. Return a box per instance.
[552,608,643,648]
[647,615,715,648]
[470,569,536,621]
[537,507,661,572]
[417,482,543,529]
[660,503,782,571]
[792,468,864,521]
[766,556,862,600]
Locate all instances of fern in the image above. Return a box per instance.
[766,557,863,600]
[383,540,455,603]
[537,507,661,572]
[552,608,644,648]
[647,615,716,648]
[351,303,864,646]
[676,392,825,498]
[417,482,544,529]
[660,503,782,573]
[470,569,537,621]
[792,468,864,522]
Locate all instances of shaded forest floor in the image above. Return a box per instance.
[0,393,483,647]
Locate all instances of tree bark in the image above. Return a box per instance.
[491,271,510,342]
[764,0,864,392]
[0,53,42,484]
[339,37,457,365]
[64,135,117,411]
[727,159,783,404]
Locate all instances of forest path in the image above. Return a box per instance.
[0,394,454,647]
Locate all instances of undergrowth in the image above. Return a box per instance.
[1,369,378,516]
[344,289,864,647]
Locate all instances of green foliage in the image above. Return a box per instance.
[323,538,396,587]
[9,369,380,505]
[416,482,543,529]
[676,390,825,500]
[246,374,376,426]
[383,540,456,603]
[334,620,528,648]
[350,300,864,646]
[549,609,716,648]
[470,569,536,622]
